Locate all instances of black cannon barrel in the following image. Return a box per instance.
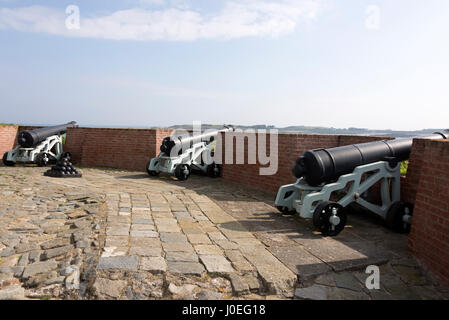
[293,130,449,186]
[160,125,235,155]
[18,121,78,148]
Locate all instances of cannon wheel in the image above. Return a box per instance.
[175,164,190,181]
[36,152,50,167]
[2,152,15,166]
[386,201,413,233]
[313,201,347,236]
[146,160,160,177]
[207,163,222,178]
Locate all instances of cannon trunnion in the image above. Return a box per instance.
[276,130,449,236]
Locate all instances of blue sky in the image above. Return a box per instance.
[0,0,448,130]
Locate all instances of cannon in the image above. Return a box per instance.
[147,125,234,180]
[2,121,78,167]
[275,130,449,236]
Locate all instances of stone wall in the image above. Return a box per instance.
[64,127,174,171]
[0,125,18,158]
[408,139,449,288]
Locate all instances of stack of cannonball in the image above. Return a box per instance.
[44,156,82,178]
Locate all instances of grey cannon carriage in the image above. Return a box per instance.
[275,130,449,236]
[147,125,235,181]
[2,121,78,167]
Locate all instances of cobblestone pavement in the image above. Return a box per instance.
[0,165,448,300]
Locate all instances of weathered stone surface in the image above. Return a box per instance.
[44,225,70,234]
[333,272,363,292]
[0,286,25,300]
[328,287,370,300]
[298,238,393,272]
[218,223,255,240]
[97,256,139,271]
[45,276,65,285]
[73,230,91,242]
[196,289,222,300]
[240,245,296,296]
[41,238,71,250]
[131,224,155,231]
[243,275,260,291]
[140,257,166,273]
[0,248,15,257]
[101,247,128,257]
[186,234,211,244]
[167,262,205,275]
[233,261,255,273]
[314,273,336,287]
[108,216,130,224]
[393,265,428,286]
[42,245,74,260]
[228,274,249,295]
[15,243,39,254]
[215,240,239,250]
[93,278,127,298]
[268,246,331,279]
[156,224,181,233]
[162,242,194,252]
[28,251,41,263]
[105,236,128,247]
[295,285,328,300]
[166,252,199,262]
[129,247,162,257]
[130,238,161,248]
[168,283,197,296]
[73,219,91,229]
[76,240,90,248]
[130,230,158,238]
[194,244,223,256]
[160,232,187,243]
[132,218,153,225]
[22,260,58,278]
[65,266,80,290]
[106,226,129,236]
[207,232,227,242]
[199,255,234,273]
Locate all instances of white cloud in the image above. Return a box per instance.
[0,0,323,41]
[139,0,166,6]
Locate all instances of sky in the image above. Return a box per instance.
[0,0,448,130]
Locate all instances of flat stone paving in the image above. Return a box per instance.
[0,165,448,300]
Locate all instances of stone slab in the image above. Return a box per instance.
[97,256,139,271]
[268,246,331,280]
[199,255,234,273]
[167,262,205,275]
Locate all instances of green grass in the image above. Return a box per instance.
[401,161,408,176]
[0,123,17,126]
